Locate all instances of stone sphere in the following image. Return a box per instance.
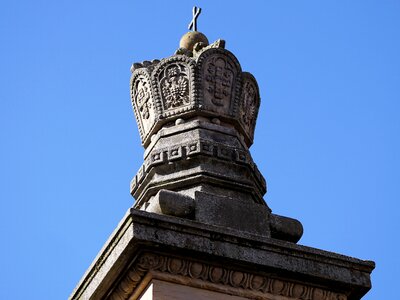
[179,31,209,51]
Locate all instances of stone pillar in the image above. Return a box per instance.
[69,28,374,300]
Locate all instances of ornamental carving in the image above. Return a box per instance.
[242,82,256,126]
[130,138,267,203]
[204,56,234,106]
[108,253,347,300]
[134,76,152,120]
[198,48,241,116]
[239,72,260,142]
[129,45,261,148]
[159,63,190,110]
[130,70,156,142]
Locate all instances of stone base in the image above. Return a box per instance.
[69,209,374,300]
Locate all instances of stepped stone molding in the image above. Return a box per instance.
[107,252,347,300]
[130,138,266,197]
[69,209,374,300]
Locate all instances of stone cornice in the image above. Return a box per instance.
[108,252,348,300]
[69,209,374,300]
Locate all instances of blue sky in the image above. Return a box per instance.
[1,1,399,299]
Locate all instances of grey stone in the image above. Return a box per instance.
[69,209,374,300]
[70,29,374,300]
[145,189,195,218]
[270,213,304,243]
[194,191,271,236]
[130,42,259,148]
[128,38,304,241]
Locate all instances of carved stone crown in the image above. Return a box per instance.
[130,39,260,148]
[128,34,303,242]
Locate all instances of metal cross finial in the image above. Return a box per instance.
[188,6,201,31]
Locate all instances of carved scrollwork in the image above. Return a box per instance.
[242,82,256,125]
[239,72,260,143]
[108,266,147,300]
[135,76,152,119]
[130,69,157,143]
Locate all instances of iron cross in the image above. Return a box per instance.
[188,6,201,31]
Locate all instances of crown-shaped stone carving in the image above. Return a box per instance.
[128,33,303,242]
[130,40,260,148]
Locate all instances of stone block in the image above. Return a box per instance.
[194,191,271,236]
[145,189,195,218]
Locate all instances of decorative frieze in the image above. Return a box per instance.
[108,253,347,300]
[130,138,267,196]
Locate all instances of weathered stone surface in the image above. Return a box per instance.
[194,191,270,236]
[146,189,195,218]
[69,209,374,300]
[70,26,374,300]
[197,47,242,117]
[129,115,272,236]
[130,42,259,148]
[270,214,304,243]
[179,31,209,52]
[128,36,307,242]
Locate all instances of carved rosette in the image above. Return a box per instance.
[239,72,260,143]
[130,69,157,143]
[196,48,242,117]
[152,55,196,119]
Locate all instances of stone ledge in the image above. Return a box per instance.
[110,254,349,300]
[69,209,374,300]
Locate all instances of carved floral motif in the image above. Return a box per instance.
[134,76,152,120]
[241,81,257,127]
[130,70,157,144]
[238,73,260,144]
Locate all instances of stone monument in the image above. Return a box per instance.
[70,7,374,300]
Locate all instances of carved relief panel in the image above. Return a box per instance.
[239,72,260,144]
[130,70,157,143]
[197,48,241,117]
[153,56,196,118]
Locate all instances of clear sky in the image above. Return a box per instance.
[1,1,399,299]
